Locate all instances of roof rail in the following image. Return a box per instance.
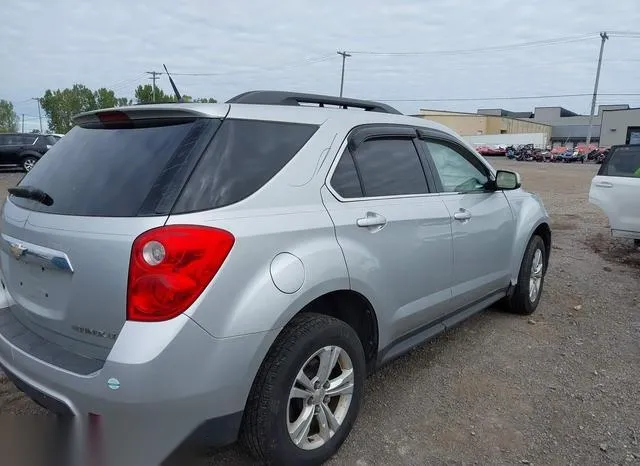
[226,90,402,115]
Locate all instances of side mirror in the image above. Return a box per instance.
[495,170,521,190]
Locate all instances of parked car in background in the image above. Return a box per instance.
[49,133,65,141]
[0,91,551,465]
[589,144,640,242]
[0,133,57,171]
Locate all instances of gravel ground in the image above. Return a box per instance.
[1,161,639,465]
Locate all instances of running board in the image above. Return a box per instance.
[376,289,507,368]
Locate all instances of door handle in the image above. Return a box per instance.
[356,212,387,228]
[594,181,614,188]
[453,209,472,221]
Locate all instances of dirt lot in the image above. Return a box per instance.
[1,161,639,465]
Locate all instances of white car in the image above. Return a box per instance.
[589,144,640,242]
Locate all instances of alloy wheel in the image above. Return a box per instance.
[287,345,354,450]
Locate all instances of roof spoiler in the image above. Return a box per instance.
[226,91,402,115]
[72,105,228,127]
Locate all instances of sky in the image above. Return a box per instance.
[2,0,640,132]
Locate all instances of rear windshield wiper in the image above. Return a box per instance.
[8,186,54,206]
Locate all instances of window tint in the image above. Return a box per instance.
[40,135,57,145]
[600,146,640,177]
[11,121,208,216]
[2,135,18,145]
[352,138,428,197]
[0,135,7,145]
[174,119,318,212]
[422,140,489,192]
[331,149,363,198]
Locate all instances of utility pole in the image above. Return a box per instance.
[31,97,42,133]
[337,51,351,97]
[586,32,609,146]
[21,114,24,133]
[146,71,162,102]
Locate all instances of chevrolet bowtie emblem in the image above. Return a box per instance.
[9,243,27,260]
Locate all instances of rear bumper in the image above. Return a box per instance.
[0,307,278,465]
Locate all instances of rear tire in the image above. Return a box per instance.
[22,156,38,172]
[241,313,365,466]
[503,235,546,315]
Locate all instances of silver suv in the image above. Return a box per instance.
[0,91,550,465]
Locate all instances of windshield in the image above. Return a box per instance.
[10,120,213,217]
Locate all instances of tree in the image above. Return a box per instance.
[94,88,124,109]
[41,84,96,133]
[134,85,216,105]
[40,84,129,133]
[134,84,174,104]
[0,100,19,132]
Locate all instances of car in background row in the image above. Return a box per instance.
[0,133,57,172]
[589,144,640,243]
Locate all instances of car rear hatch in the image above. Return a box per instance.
[0,105,228,364]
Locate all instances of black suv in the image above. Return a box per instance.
[0,133,57,172]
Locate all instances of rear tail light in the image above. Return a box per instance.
[127,225,235,322]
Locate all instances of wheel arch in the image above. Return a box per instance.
[284,289,380,374]
[511,220,552,285]
[19,151,41,159]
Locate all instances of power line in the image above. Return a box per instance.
[586,32,609,145]
[170,54,337,77]
[337,51,351,97]
[31,97,42,132]
[346,34,597,56]
[376,93,640,103]
[146,71,162,102]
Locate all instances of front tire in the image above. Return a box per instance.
[22,156,38,172]
[503,235,547,315]
[241,313,365,466]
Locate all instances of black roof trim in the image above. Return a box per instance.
[226,91,402,115]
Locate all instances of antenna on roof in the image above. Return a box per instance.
[163,64,183,103]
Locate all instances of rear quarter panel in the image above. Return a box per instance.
[168,205,349,338]
[166,122,350,339]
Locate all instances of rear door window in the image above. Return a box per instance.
[173,119,318,212]
[351,138,429,197]
[11,120,213,217]
[599,145,640,177]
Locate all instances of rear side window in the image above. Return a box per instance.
[11,121,210,217]
[40,135,57,145]
[331,149,363,198]
[352,138,428,197]
[173,119,318,212]
[599,146,640,177]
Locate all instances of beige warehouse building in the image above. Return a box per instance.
[414,109,552,142]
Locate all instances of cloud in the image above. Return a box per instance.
[2,0,640,130]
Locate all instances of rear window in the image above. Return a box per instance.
[173,119,319,213]
[599,145,640,177]
[11,120,213,217]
